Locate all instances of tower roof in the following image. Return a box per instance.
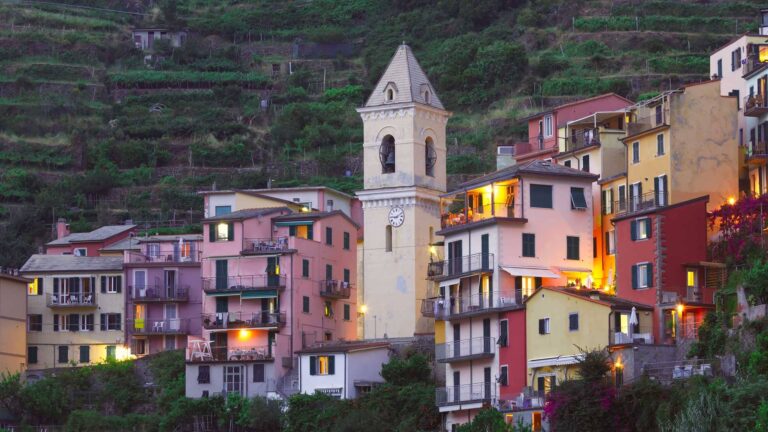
[364,44,445,110]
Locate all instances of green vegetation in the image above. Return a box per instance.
[0,0,758,267]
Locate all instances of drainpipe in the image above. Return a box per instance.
[290,253,294,368]
[520,178,525,220]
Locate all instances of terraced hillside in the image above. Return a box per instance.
[0,0,763,266]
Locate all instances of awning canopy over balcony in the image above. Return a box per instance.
[500,266,560,279]
[527,355,580,369]
[274,220,313,226]
[241,289,278,299]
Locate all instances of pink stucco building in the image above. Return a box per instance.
[514,93,632,162]
[124,234,203,356]
[185,198,359,398]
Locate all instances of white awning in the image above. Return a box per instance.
[439,278,461,288]
[500,266,560,279]
[527,355,580,369]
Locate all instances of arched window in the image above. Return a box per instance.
[380,135,396,174]
[386,88,394,101]
[385,225,393,252]
[425,137,436,177]
[424,90,430,104]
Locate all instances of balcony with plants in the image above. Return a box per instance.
[439,181,521,229]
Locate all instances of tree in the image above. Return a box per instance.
[380,353,432,385]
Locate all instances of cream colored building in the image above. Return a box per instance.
[0,272,29,375]
[356,44,451,338]
[20,255,128,373]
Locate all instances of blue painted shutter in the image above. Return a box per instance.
[328,356,335,375]
[646,264,653,288]
[309,356,317,375]
[630,221,637,241]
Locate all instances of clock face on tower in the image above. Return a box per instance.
[388,207,405,227]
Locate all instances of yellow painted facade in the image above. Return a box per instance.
[599,175,627,294]
[625,82,739,212]
[525,288,612,390]
[0,274,28,375]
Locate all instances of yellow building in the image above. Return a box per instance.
[0,271,29,375]
[525,287,653,395]
[623,81,739,213]
[597,173,627,294]
[20,255,129,372]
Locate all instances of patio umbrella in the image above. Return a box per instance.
[629,307,638,339]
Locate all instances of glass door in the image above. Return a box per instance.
[164,270,177,298]
[165,304,179,331]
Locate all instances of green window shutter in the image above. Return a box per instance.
[535,277,542,289]
[216,297,228,313]
[343,269,350,284]
[302,296,309,313]
[604,232,610,255]
[54,278,60,296]
[344,304,350,321]
[326,264,333,280]
[53,314,59,332]
[343,232,350,250]
[530,184,553,208]
[227,222,234,241]
[630,221,637,241]
[216,260,228,289]
[325,227,332,245]
[307,224,314,240]
[646,219,653,238]
[309,356,317,375]
[289,226,297,237]
[209,224,216,242]
[115,276,122,293]
[79,346,90,363]
[328,356,335,375]
[28,347,37,364]
[99,313,106,331]
[302,259,310,278]
[631,265,638,289]
[646,264,653,287]
[37,278,44,295]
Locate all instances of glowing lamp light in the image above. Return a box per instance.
[676,303,685,316]
[615,357,623,369]
[359,304,368,314]
[727,197,736,206]
[301,206,310,212]
[429,245,437,255]
[238,329,251,340]
[115,346,135,361]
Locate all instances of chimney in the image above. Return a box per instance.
[56,218,70,240]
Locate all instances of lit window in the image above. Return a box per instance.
[521,277,536,297]
[324,301,333,318]
[216,223,229,241]
[181,242,191,258]
[319,356,329,374]
[687,269,697,288]
[27,278,40,296]
[632,218,652,241]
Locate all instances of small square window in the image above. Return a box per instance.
[538,318,550,335]
[28,314,42,332]
[569,313,579,331]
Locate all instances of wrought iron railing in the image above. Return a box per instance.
[436,382,497,406]
[129,284,189,301]
[438,337,495,362]
[202,275,286,291]
[201,311,286,330]
[126,248,201,264]
[129,318,189,335]
[242,237,290,254]
[319,280,351,299]
[46,292,96,307]
[427,253,494,279]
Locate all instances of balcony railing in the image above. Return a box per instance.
[747,140,768,161]
[46,292,96,308]
[202,311,286,330]
[564,128,600,152]
[446,291,517,319]
[242,237,290,255]
[129,285,189,302]
[319,280,351,299]
[609,314,654,345]
[126,249,201,264]
[436,382,497,406]
[421,298,449,319]
[129,318,189,335]
[203,275,286,292]
[438,337,495,363]
[745,94,768,117]
[187,341,274,362]
[743,54,768,77]
[441,207,514,229]
[614,191,667,217]
[427,253,494,279]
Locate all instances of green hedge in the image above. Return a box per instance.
[575,15,757,34]
[107,71,270,88]
[541,77,629,96]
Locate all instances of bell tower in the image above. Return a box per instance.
[356,45,451,338]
